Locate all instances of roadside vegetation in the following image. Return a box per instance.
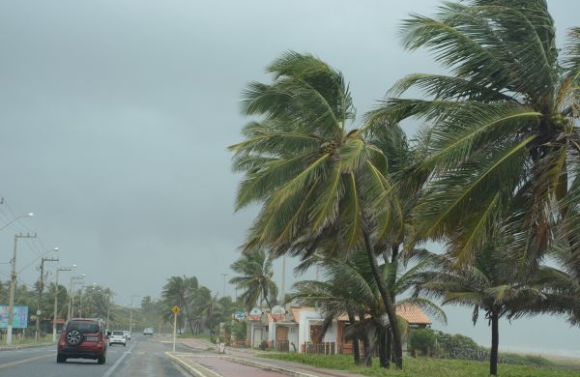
[261,353,580,377]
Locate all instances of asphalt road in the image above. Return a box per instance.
[0,335,192,377]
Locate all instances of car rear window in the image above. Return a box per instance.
[67,321,100,333]
[112,331,124,335]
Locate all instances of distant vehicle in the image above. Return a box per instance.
[123,330,131,340]
[57,318,109,364]
[109,331,127,346]
[143,327,154,336]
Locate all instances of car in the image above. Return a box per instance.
[57,318,109,364]
[109,331,127,346]
[143,327,154,336]
[122,330,131,340]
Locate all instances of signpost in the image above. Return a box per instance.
[172,305,181,352]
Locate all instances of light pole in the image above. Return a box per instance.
[78,283,86,317]
[0,212,33,232]
[6,231,37,345]
[36,247,59,341]
[129,295,140,334]
[53,265,76,342]
[221,273,228,297]
[105,289,113,328]
[68,275,85,320]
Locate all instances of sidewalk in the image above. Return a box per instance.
[168,338,368,377]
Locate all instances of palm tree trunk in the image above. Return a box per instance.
[378,326,390,368]
[490,311,499,376]
[386,331,392,362]
[362,327,373,367]
[347,309,361,365]
[362,229,403,369]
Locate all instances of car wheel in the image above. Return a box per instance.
[66,330,83,346]
[56,354,66,363]
[98,355,106,364]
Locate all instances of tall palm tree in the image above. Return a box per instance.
[229,249,278,311]
[367,0,580,267]
[161,276,198,334]
[412,242,546,376]
[230,51,407,368]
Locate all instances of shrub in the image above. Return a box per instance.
[433,330,487,361]
[409,328,436,356]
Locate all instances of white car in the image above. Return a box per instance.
[143,327,154,336]
[123,330,131,340]
[109,331,127,346]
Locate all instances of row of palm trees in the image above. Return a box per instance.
[158,250,281,338]
[228,0,580,375]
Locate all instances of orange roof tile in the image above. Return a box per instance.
[335,304,431,325]
[396,303,431,325]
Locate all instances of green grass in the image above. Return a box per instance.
[260,353,580,377]
[5,334,53,346]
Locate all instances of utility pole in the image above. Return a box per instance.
[68,275,85,320]
[53,265,75,342]
[6,232,37,345]
[36,254,59,341]
[221,273,228,297]
[129,295,140,334]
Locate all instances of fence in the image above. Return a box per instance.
[302,341,336,355]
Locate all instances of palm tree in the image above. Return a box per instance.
[161,276,198,334]
[367,0,580,267]
[525,242,580,325]
[230,51,407,368]
[291,251,446,367]
[412,242,546,376]
[229,249,278,311]
[191,286,221,336]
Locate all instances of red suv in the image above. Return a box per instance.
[57,318,109,364]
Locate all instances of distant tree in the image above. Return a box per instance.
[161,276,198,334]
[229,249,278,311]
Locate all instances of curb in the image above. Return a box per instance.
[223,355,321,377]
[166,352,222,377]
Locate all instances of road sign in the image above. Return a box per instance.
[172,305,181,315]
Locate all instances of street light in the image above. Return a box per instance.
[53,265,76,342]
[221,273,228,297]
[0,212,33,232]
[68,274,85,319]
[105,289,113,327]
[6,231,37,346]
[129,295,140,334]
[35,247,59,341]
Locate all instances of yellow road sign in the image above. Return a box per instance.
[172,305,181,314]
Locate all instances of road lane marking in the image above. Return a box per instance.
[102,341,137,377]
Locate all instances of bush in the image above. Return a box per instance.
[409,328,436,356]
[433,330,487,361]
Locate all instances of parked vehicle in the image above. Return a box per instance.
[57,318,109,364]
[143,327,154,336]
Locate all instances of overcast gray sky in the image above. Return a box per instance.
[0,0,578,356]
